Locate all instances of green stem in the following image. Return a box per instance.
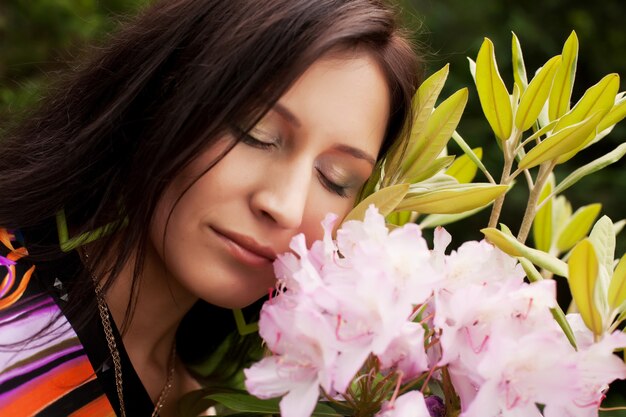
[516,161,556,244]
[488,143,515,228]
[441,367,461,417]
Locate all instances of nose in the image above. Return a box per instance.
[249,158,311,230]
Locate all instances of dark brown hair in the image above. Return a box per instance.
[0,0,421,380]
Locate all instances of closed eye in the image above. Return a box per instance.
[241,133,276,150]
[232,125,278,150]
[316,168,349,198]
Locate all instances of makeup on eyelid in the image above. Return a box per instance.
[316,156,367,191]
[242,116,373,189]
[244,127,370,194]
[248,125,280,145]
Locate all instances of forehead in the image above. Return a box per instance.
[276,51,391,157]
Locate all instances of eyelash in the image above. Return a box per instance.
[240,132,276,150]
[238,128,350,198]
[316,169,349,198]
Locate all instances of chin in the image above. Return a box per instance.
[197,284,271,310]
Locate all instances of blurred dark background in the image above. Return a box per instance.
[0,0,147,119]
[1,0,625,412]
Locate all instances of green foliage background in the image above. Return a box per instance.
[0,0,149,120]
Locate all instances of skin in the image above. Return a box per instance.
[104,51,391,415]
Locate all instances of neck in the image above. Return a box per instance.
[103,242,198,374]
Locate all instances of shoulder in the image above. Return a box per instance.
[0,228,116,416]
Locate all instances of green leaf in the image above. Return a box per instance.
[553,74,620,163]
[419,206,486,229]
[402,88,468,175]
[597,95,626,134]
[405,155,455,184]
[387,65,450,176]
[178,390,218,417]
[396,184,508,214]
[344,183,410,223]
[475,38,513,141]
[517,120,558,150]
[588,216,617,282]
[386,210,414,227]
[556,203,602,253]
[309,403,343,416]
[568,239,603,336]
[553,73,619,133]
[356,162,382,202]
[445,148,482,184]
[468,57,476,81]
[608,254,626,312]
[553,143,626,196]
[614,219,626,237]
[537,94,551,129]
[552,196,573,238]
[532,174,554,252]
[451,131,493,182]
[207,393,341,416]
[481,226,523,257]
[409,173,459,192]
[413,64,451,132]
[55,209,128,252]
[550,302,579,349]
[549,31,578,121]
[511,32,529,94]
[518,257,577,348]
[517,112,604,170]
[232,308,259,336]
[587,216,616,324]
[515,55,562,132]
[208,393,280,414]
[481,225,569,277]
[511,83,521,116]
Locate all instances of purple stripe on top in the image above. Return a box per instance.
[1,293,75,379]
[0,294,56,325]
[0,340,84,388]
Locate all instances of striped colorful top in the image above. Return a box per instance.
[0,229,154,416]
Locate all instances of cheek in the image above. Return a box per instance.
[149,138,235,250]
[299,190,356,243]
[149,189,177,259]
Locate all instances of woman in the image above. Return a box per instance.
[0,0,421,415]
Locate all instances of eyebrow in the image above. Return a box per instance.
[333,144,377,166]
[273,102,378,166]
[273,102,302,127]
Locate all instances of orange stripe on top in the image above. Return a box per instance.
[0,228,15,251]
[0,354,108,416]
[67,393,116,417]
[0,265,35,310]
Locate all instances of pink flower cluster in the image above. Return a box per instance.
[244,206,626,417]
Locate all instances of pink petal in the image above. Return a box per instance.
[279,378,321,417]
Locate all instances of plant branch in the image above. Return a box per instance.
[523,169,534,191]
[488,141,515,228]
[516,160,557,244]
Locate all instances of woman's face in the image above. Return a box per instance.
[151,52,391,308]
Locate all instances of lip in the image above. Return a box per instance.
[211,227,277,266]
